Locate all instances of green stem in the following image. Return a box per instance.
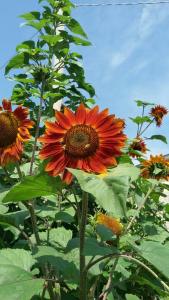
[137,105,145,136]
[15,162,23,180]
[29,80,44,176]
[79,192,88,300]
[102,258,119,300]
[120,254,169,293]
[72,187,81,225]
[139,118,154,136]
[16,162,40,245]
[86,253,169,294]
[126,184,156,233]
[27,201,41,245]
[47,281,57,300]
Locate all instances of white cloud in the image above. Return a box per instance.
[139,7,169,39]
[111,7,169,68]
[111,40,138,67]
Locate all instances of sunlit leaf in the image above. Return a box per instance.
[0,265,43,300]
[2,174,64,203]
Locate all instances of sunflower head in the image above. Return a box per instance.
[141,154,169,181]
[39,103,126,184]
[129,137,147,158]
[150,105,168,127]
[0,99,34,165]
[97,213,123,236]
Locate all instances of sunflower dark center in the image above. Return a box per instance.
[133,142,142,151]
[64,125,99,158]
[0,112,18,148]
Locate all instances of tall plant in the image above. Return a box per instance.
[0,1,169,300]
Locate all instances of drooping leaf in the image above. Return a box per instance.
[2,174,64,203]
[5,53,29,74]
[148,135,167,144]
[68,18,88,38]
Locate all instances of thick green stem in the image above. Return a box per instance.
[27,201,41,245]
[29,94,43,175]
[16,162,40,245]
[126,184,156,233]
[79,192,88,300]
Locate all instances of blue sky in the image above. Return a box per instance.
[0,0,169,155]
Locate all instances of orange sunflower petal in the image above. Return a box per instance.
[64,107,77,125]
[75,103,87,124]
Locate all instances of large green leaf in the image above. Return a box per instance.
[0,265,43,300]
[42,227,72,248]
[40,34,63,45]
[2,174,64,203]
[68,18,88,38]
[5,53,29,74]
[66,237,114,256]
[0,249,35,271]
[132,241,169,279]
[108,163,140,181]
[34,246,79,285]
[69,169,129,217]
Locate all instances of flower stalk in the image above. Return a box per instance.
[79,191,88,300]
[16,162,40,245]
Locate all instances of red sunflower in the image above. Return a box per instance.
[129,137,147,158]
[0,99,34,165]
[141,155,169,181]
[150,105,168,127]
[39,103,126,184]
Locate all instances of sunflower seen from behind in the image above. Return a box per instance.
[141,154,169,181]
[150,105,168,127]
